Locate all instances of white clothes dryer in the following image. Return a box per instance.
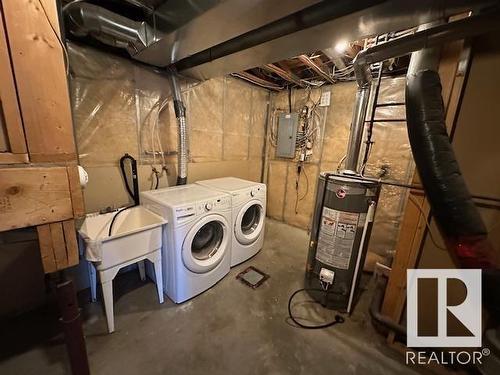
[196,177,266,267]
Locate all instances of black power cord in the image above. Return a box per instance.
[288,288,345,329]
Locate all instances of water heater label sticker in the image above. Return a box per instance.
[316,207,359,270]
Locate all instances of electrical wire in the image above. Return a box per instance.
[407,195,447,251]
[37,0,70,76]
[294,163,309,214]
[288,288,345,329]
[336,155,347,172]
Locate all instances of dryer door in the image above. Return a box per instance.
[234,200,265,245]
[182,214,229,273]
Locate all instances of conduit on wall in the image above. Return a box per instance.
[168,70,189,185]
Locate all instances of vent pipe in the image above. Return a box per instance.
[346,11,500,267]
[343,10,500,174]
[64,2,159,55]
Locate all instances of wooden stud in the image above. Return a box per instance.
[263,63,306,88]
[37,223,57,273]
[0,7,27,155]
[66,165,85,218]
[63,219,79,267]
[2,0,76,162]
[50,222,67,270]
[297,55,335,84]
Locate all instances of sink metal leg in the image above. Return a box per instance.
[87,262,97,302]
[101,280,115,333]
[149,251,164,304]
[138,260,146,281]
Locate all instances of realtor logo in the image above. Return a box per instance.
[407,269,482,347]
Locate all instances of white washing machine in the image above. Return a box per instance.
[196,177,266,267]
[140,185,232,303]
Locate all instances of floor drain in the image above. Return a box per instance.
[236,266,269,289]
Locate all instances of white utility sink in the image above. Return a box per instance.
[78,205,167,333]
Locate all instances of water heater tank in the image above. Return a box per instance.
[305,172,380,313]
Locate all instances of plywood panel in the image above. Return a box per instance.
[2,0,76,162]
[0,167,73,231]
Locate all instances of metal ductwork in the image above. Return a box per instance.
[64,2,161,55]
[63,1,498,80]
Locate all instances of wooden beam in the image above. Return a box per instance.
[63,219,79,267]
[2,0,76,162]
[263,63,306,88]
[0,7,27,154]
[0,152,29,164]
[67,165,85,218]
[232,72,283,91]
[0,167,73,231]
[297,55,335,83]
[50,222,68,269]
[37,223,57,273]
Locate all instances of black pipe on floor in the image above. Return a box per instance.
[369,275,407,339]
[56,280,90,375]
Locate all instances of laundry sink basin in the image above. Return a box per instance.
[78,206,167,270]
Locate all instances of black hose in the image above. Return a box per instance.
[119,153,140,206]
[107,206,132,237]
[109,153,140,236]
[288,288,345,329]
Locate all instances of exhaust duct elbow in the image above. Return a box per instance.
[64,2,159,55]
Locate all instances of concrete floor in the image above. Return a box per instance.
[0,219,422,374]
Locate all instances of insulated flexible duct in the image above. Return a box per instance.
[168,71,188,185]
[406,57,497,269]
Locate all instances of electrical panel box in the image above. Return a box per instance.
[276,113,299,158]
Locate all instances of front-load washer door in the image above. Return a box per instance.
[234,200,265,245]
[182,214,229,273]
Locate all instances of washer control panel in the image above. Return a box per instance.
[196,196,231,214]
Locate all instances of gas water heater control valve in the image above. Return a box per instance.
[319,268,335,285]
